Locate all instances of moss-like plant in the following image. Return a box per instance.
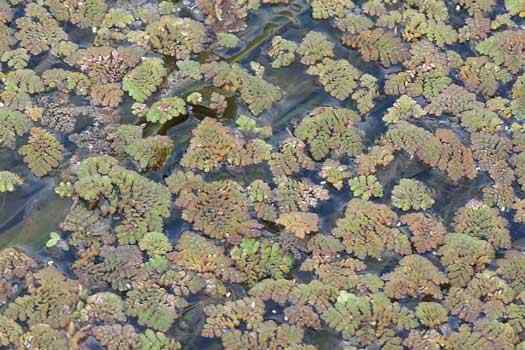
[123,58,167,102]
[383,255,448,299]
[391,179,435,211]
[231,238,293,285]
[297,31,334,65]
[438,234,495,287]
[453,200,511,250]
[0,171,23,192]
[18,128,64,177]
[349,175,383,200]
[268,36,297,68]
[277,211,319,239]
[332,198,411,259]
[306,58,362,100]
[322,291,417,347]
[383,95,426,124]
[125,135,174,171]
[139,231,172,256]
[415,302,448,328]
[146,16,207,59]
[294,107,362,160]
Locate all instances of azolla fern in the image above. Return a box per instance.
[0,0,525,349]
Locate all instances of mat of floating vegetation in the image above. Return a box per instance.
[1,0,525,349]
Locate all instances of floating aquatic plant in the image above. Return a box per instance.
[18,128,64,177]
[0,171,23,192]
[349,175,383,200]
[0,0,525,348]
[294,107,362,160]
[123,58,167,103]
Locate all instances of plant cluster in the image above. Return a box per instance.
[1,0,525,349]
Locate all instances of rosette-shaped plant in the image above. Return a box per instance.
[139,329,181,350]
[90,83,123,108]
[356,145,395,176]
[202,297,265,338]
[343,28,410,67]
[306,58,362,100]
[297,31,334,65]
[196,0,258,32]
[40,102,77,134]
[332,198,412,259]
[15,3,67,55]
[349,175,383,200]
[0,171,23,193]
[476,30,525,73]
[19,128,64,177]
[181,118,270,172]
[460,107,502,134]
[78,46,140,83]
[453,200,511,250]
[230,238,293,285]
[309,0,355,19]
[0,108,31,149]
[391,179,435,211]
[125,283,188,332]
[287,282,339,320]
[41,69,91,95]
[294,107,362,160]
[275,176,329,213]
[168,232,234,280]
[445,271,514,322]
[0,248,37,305]
[249,278,296,305]
[415,302,448,328]
[20,323,69,350]
[497,253,525,295]
[125,135,174,171]
[221,321,316,350]
[352,73,379,114]
[459,57,512,98]
[123,58,167,103]
[4,267,81,329]
[277,211,319,239]
[91,324,139,350]
[80,292,127,324]
[202,62,282,115]
[322,291,417,348]
[71,156,171,243]
[0,315,23,348]
[45,0,108,28]
[433,128,478,182]
[438,234,495,287]
[445,321,519,350]
[426,84,481,117]
[146,16,207,59]
[269,138,315,177]
[138,231,172,257]
[247,179,278,221]
[3,69,44,94]
[505,0,525,16]
[401,213,447,253]
[268,36,297,68]
[1,48,29,69]
[146,97,186,124]
[383,255,448,299]
[74,245,147,291]
[169,173,257,241]
[320,159,350,190]
[383,95,426,125]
